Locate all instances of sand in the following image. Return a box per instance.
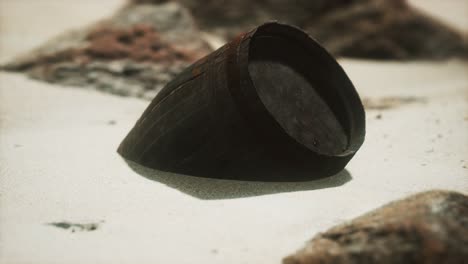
[1,1,467,263]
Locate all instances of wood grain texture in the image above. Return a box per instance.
[118,22,366,180]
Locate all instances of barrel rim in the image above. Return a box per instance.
[236,22,366,158]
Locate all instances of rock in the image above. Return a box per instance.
[137,0,467,60]
[1,2,212,99]
[283,190,468,264]
[304,0,468,60]
[154,0,362,39]
[362,96,427,110]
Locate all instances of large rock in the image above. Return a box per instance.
[135,0,467,60]
[304,0,468,60]
[1,2,212,99]
[284,190,468,264]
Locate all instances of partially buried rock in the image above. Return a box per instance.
[1,2,212,99]
[284,190,468,264]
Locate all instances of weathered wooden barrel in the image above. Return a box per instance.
[118,22,365,181]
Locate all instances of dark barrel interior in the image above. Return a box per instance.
[248,32,352,156]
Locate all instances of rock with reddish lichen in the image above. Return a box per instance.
[283,190,468,264]
[1,2,212,99]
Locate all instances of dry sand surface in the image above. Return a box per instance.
[1,1,467,263]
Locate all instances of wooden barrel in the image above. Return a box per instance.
[118,22,365,181]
